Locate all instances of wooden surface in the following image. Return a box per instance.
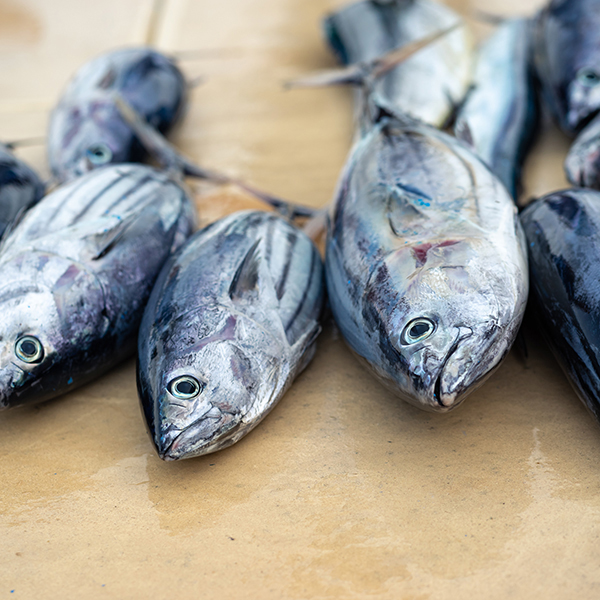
[1,0,599,599]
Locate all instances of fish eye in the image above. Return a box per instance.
[15,336,44,363]
[168,376,203,400]
[577,67,600,87]
[401,318,436,345]
[86,143,113,165]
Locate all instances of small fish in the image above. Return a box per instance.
[564,112,600,188]
[520,189,600,423]
[323,0,473,127]
[533,0,600,135]
[137,210,324,459]
[0,143,44,238]
[326,116,529,411]
[48,47,187,183]
[0,164,195,409]
[454,18,539,200]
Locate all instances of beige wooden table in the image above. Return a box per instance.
[1,0,599,598]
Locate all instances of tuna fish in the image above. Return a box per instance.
[520,189,600,423]
[0,164,194,409]
[0,143,44,238]
[454,18,539,200]
[533,0,600,136]
[48,47,187,183]
[137,210,324,459]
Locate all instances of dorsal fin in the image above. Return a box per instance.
[89,212,138,260]
[229,239,262,301]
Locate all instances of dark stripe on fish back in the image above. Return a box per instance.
[72,173,129,222]
[284,247,316,339]
[102,174,158,215]
[275,230,298,301]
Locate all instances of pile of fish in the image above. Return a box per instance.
[2,0,600,460]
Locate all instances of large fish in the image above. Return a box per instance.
[326,116,529,411]
[323,0,473,128]
[454,18,539,200]
[0,143,44,238]
[520,189,600,423]
[0,164,194,409]
[48,47,187,183]
[533,0,600,136]
[138,210,324,459]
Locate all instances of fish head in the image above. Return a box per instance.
[48,99,135,183]
[0,252,108,408]
[365,240,523,411]
[566,64,600,134]
[140,308,286,461]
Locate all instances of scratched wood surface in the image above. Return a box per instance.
[1,1,599,599]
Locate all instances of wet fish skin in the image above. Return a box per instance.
[454,18,539,200]
[48,47,187,183]
[520,189,600,423]
[0,143,45,237]
[325,116,529,411]
[533,0,600,135]
[564,112,600,188]
[323,0,473,128]
[0,164,195,409]
[138,210,324,460]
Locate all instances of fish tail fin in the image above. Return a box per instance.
[113,94,317,222]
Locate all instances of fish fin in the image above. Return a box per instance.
[87,212,138,261]
[229,239,262,302]
[454,118,475,148]
[285,23,461,90]
[114,94,314,222]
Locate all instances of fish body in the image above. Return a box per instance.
[323,0,473,128]
[0,164,194,409]
[520,189,600,423]
[325,116,529,411]
[0,144,44,237]
[564,112,600,188]
[454,18,538,199]
[533,0,600,135]
[48,47,187,183]
[137,210,324,460]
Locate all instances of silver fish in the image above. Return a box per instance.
[137,210,324,459]
[0,164,195,409]
[323,0,473,128]
[326,115,529,412]
[454,18,539,200]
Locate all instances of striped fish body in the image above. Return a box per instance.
[521,189,600,423]
[454,18,539,200]
[533,0,600,136]
[323,0,473,128]
[48,47,187,183]
[0,143,45,238]
[326,117,529,411]
[0,164,195,409]
[138,210,324,460]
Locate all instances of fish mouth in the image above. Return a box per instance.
[158,409,242,461]
[432,327,471,410]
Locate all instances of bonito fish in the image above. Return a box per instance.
[0,164,194,409]
[137,210,324,459]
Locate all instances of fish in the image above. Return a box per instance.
[48,47,187,183]
[323,0,473,128]
[564,112,600,188]
[0,164,195,409]
[454,18,539,200]
[137,210,324,459]
[0,143,44,238]
[325,115,529,411]
[533,0,600,136]
[520,189,600,423]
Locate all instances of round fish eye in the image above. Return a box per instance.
[15,336,44,363]
[168,376,202,400]
[401,318,436,345]
[85,143,113,165]
[577,67,600,87]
